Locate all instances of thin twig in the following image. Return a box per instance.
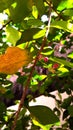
[11,37,47,130]
[0,20,12,31]
[46,0,62,19]
[45,3,52,38]
[11,5,52,130]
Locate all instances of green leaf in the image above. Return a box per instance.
[32,5,38,19]
[57,66,69,77]
[6,26,21,45]
[61,97,72,109]
[27,19,44,27]
[0,101,6,120]
[9,0,32,22]
[57,0,73,11]
[33,29,46,39]
[42,47,53,56]
[16,28,45,45]
[67,52,73,59]
[68,105,73,117]
[63,9,73,18]
[31,78,38,85]
[33,119,53,130]
[49,57,73,68]
[58,67,69,73]
[28,105,59,125]
[51,21,73,33]
[33,0,45,16]
[0,0,14,12]
[34,74,47,81]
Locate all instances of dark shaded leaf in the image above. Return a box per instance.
[63,9,73,18]
[27,19,44,27]
[63,110,69,120]
[68,105,73,117]
[33,0,45,16]
[0,101,6,120]
[16,28,46,45]
[28,105,59,125]
[9,0,32,22]
[0,0,14,12]
[61,97,72,109]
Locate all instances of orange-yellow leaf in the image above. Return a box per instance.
[0,47,32,74]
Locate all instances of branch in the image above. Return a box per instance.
[45,2,52,38]
[11,6,52,130]
[11,37,47,130]
[46,0,62,20]
[0,20,12,31]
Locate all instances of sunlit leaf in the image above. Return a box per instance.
[31,78,38,85]
[42,47,53,56]
[0,47,32,74]
[33,119,52,130]
[67,52,73,59]
[6,26,21,45]
[57,0,73,11]
[58,67,69,73]
[51,21,73,32]
[32,5,38,19]
[33,29,46,39]
[34,74,47,81]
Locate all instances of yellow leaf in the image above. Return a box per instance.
[0,47,32,74]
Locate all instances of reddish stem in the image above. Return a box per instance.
[11,37,47,130]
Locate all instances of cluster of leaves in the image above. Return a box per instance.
[0,0,73,130]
